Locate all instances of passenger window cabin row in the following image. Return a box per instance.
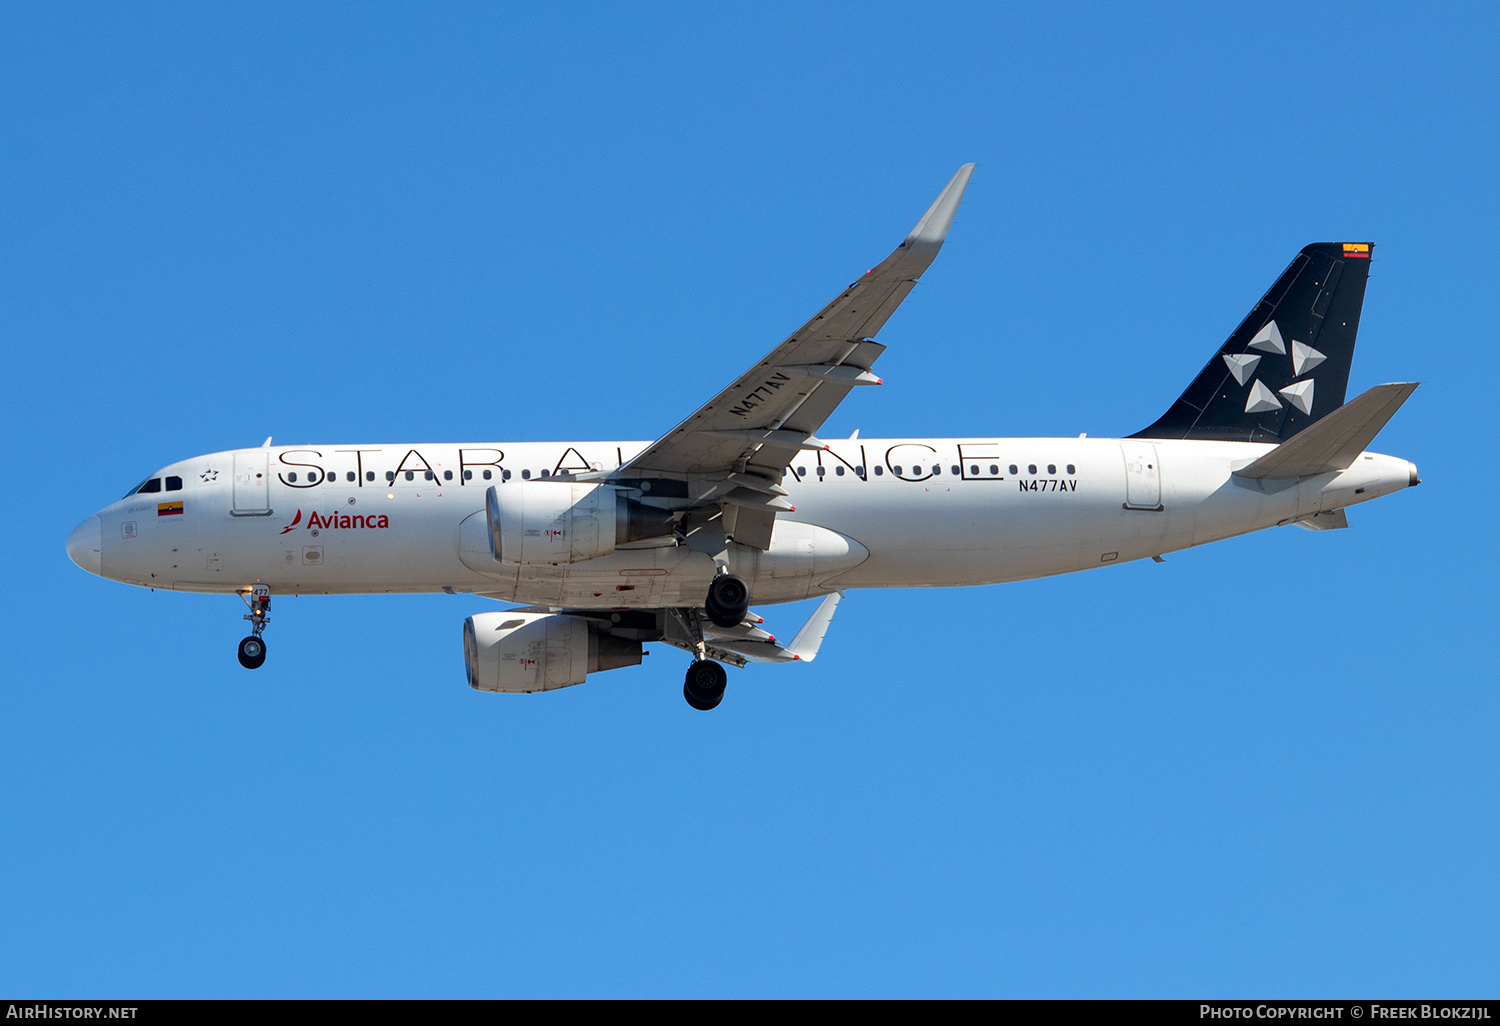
[276,468,571,484]
[133,461,1079,495]
[791,463,1078,479]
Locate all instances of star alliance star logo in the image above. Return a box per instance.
[1222,319,1324,416]
[201,469,220,482]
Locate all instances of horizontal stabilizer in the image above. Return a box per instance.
[1234,383,1419,480]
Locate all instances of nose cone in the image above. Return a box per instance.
[67,515,103,576]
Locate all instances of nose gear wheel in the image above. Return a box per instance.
[238,585,272,669]
[238,635,267,669]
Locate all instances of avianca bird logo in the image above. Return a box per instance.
[280,509,302,534]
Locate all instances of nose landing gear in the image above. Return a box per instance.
[238,585,270,669]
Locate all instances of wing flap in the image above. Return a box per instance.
[723,506,777,550]
[1294,509,1349,530]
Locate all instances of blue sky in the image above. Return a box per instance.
[3,2,1497,997]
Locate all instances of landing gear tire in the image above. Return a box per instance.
[705,573,750,628]
[683,659,727,711]
[239,586,271,669]
[238,635,267,670]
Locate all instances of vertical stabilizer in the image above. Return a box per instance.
[1134,243,1373,443]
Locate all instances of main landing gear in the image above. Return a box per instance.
[238,585,270,669]
[674,571,751,710]
[684,659,727,711]
[705,571,750,629]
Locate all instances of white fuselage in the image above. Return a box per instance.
[75,436,1416,608]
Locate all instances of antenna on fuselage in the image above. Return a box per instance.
[261,436,273,448]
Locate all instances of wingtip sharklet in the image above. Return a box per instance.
[867,164,974,282]
[906,163,975,247]
[786,592,843,662]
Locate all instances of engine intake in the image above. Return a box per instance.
[485,483,674,565]
[463,611,643,693]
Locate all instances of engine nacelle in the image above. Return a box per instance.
[463,611,643,693]
[486,482,674,565]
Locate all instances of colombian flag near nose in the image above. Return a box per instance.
[157,501,183,517]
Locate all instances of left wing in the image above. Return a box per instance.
[610,165,975,548]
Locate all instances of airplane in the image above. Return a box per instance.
[65,165,1420,710]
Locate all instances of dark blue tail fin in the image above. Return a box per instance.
[1133,243,1373,443]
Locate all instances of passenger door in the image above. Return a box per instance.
[1121,443,1163,511]
[233,451,271,515]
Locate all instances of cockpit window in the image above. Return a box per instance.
[165,476,183,491]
